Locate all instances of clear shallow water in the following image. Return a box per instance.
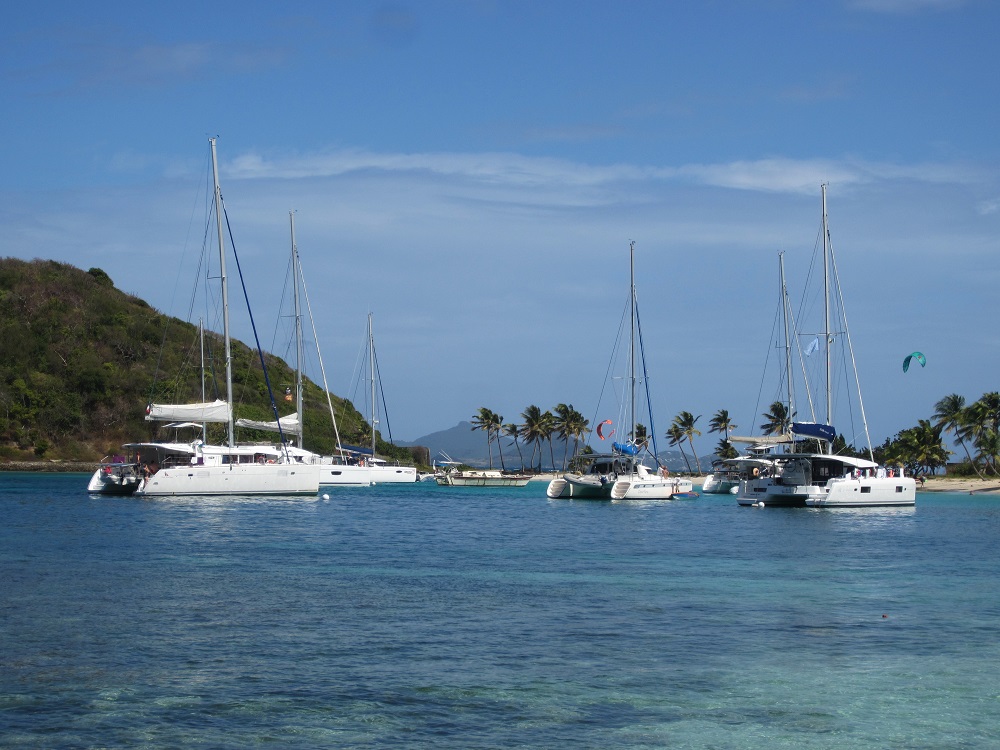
[2,473,999,748]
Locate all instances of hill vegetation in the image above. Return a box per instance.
[0,258,414,464]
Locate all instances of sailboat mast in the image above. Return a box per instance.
[199,318,207,444]
[629,241,637,441]
[821,183,832,441]
[290,211,304,449]
[369,312,376,458]
[209,137,235,448]
[779,251,795,433]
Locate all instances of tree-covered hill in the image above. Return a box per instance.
[0,258,410,464]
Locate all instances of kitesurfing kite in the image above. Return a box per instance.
[903,352,926,373]
[596,419,615,440]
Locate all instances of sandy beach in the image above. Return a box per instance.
[916,476,1000,494]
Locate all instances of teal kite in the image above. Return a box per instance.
[903,352,926,373]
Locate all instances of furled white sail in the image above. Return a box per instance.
[235,412,302,436]
[727,434,794,446]
[145,400,231,423]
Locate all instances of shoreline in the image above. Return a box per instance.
[5,461,999,494]
[1,460,95,473]
[917,476,1000,494]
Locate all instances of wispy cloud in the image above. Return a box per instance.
[221,148,984,197]
[976,197,1000,215]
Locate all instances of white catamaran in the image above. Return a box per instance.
[547,242,693,501]
[735,185,916,508]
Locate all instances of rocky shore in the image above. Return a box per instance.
[1,460,95,473]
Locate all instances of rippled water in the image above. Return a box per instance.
[2,473,999,748]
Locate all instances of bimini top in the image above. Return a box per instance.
[775,453,878,470]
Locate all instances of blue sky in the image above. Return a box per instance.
[3,0,998,453]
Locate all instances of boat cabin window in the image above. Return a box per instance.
[812,459,843,482]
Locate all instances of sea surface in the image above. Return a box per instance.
[2,473,999,749]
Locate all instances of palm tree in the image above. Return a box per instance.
[553,403,573,470]
[674,411,702,474]
[666,423,692,473]
[966,392,1000,476]
[539,409,557,471]
[519,405,547,472]
[760,401,791,436]
[502,422,524,471]
[715,438,738,460]
[552,404,589,468]
[885,419,949,476]
[974,429,1000,477]
[978,392,1000,430]
[709,408,737,462]
[471,407,500,468]
[708,409,736,440]
[933,393,982,477]
[492,412,506,471]
[633,423,649,450]
[567,407,590,463]
[969,392,1000,433]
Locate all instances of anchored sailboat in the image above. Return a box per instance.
[92,139,321,496]
[735,185,916,507]
[547,242,693,500]
[706,252,797,494]
[317,313,417,485]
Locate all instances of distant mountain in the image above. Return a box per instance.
[397,421,486,465]
[400,421,699,472]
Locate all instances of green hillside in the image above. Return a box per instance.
[0,257,409,463]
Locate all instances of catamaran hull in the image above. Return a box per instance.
[137,463,320,496]
[737,477,916,507]
[319,465,418,486]
[807,477,916,507]
[612,477,694,500]
[546,475,612,499]
[441,475,531,487]
[702,474,738,494]
[370,466,418,484]
[86,469,141,496]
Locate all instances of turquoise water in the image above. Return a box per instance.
[2,473,999,748]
